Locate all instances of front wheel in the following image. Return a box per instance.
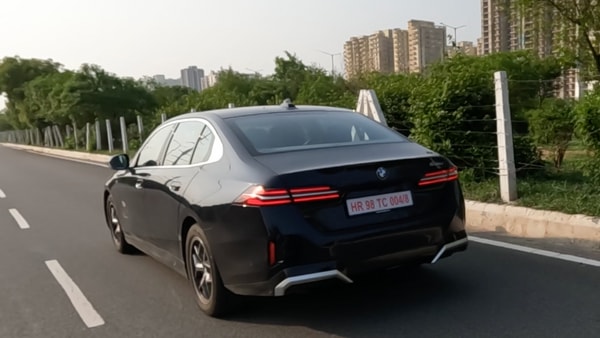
[185,224,238,317]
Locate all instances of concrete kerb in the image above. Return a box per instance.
[1,143,111,164]
[2,142,599,248]
[466,201,600,249]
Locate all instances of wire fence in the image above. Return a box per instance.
[0,113,168,155]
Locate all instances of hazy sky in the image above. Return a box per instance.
[1,0,481,80]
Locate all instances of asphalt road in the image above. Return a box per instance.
[0,145,598,338]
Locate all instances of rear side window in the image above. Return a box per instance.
[226,111,407,154]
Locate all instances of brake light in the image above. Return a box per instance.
[418,166,459,186]
[234,185,339,207]
[234,186,292,206]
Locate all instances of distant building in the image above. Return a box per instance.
[448,41,478,57]
[201,71,219,90]
[181,66,205,91]
[407,20,446,73]
[480,0,585,98]
[152,74,181,87]
[342,28,410,78]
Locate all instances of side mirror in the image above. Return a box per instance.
[109,154,130,170]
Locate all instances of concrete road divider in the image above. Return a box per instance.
[2,142,599,249]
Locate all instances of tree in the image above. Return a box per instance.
[408,52,559,179]
[0,56,61,127]
[527,98,575,168]
[517,0,600,76]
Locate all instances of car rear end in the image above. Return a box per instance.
[215,108,467,296]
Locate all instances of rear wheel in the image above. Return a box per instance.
[105,196,135,254]
[185,224,237,317]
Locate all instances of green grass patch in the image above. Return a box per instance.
[461,150,600,217]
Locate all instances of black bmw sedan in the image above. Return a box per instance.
[103,101,468,317]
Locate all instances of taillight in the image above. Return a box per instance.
[418,166,459,187]
[234,185,339,207]
[234,186,292,206]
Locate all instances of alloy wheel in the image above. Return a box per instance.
[190,237,213,304]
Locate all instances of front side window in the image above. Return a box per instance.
[135,125,174,167]
[163,121,215,166]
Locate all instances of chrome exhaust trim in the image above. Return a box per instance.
[274,270,353,296]
[431,237,469,264]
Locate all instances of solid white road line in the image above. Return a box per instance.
[0,189,5,198]
[470,236,600,268]
[8,208,30,229]
[29,151,108,168]
[45,260,105,328]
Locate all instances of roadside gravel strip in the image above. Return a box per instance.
[2,142,599,254]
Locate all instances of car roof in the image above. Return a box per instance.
[168,104,355,121]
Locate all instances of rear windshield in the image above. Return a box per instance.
[225,110,408,154]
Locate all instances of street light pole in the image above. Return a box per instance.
[318,50,341,77]
[439,22,466,48]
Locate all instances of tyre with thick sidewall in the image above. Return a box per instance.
[185,224,237,317]
[105,195,136,254]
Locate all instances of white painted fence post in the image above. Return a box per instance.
[106,119,114,153]
[355,89,388,126]
[86,123,91,151]
[161,113,167,123]
[95,120,101,151]
[120,116,128,154]
[136,115,144,142]
[494,71,518,202]
[72,123,78,150]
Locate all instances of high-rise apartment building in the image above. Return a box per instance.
[408,20,446,73]
[343,28,409,78]
[480,0,585,98]
[344,21,438,78]
[181,66,205,92]
[481,0,563,57]
[481,0,511,54]
[393,29,410,73]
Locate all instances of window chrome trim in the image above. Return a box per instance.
[133,117,224,169]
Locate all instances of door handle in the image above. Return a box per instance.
[168,183,181,192]
[135,180,143,189]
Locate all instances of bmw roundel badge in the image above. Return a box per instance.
[376,167,388,180]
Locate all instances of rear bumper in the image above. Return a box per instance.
[223,229,468,297]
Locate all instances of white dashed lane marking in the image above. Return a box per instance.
[45,260,105,328]
[8,208,30,229]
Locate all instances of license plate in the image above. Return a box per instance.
[346,191,413,216]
